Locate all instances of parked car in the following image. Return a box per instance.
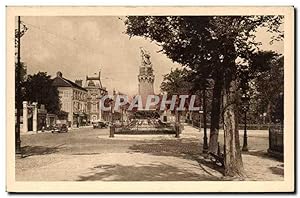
[92,120,108,129]
[52,120,68,133]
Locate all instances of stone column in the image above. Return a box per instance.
[22,101,28,133]
[32,102,38,132]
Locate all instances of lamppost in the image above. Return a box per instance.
[240,62,250,152]
[241,93,250,152]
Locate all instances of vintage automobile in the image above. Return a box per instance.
[51,120,68,133]
[92,120,108,129]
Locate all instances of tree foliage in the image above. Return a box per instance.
[125,16,283,81]
[160,68,192,95]
[23,72,60,113]
[124,16,283,177]
[253,55,284,122]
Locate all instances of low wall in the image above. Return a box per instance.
[114,126,176,135]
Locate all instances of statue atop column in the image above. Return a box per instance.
[138,47,155,106]
[140,47,152,66]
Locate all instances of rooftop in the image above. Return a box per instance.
[52,71,87,92]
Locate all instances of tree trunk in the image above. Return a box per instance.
[223,80,245,178]
[202,89,208,152]
[208,79,222,155]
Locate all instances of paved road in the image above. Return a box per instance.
[16,126,283,181]
[20,127,140,155]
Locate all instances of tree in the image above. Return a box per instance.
[203,16,283,177]
[234,51,281,125]
[251,54,284,124]
[161,67,212,151]
[160,68,193,125]
[125,16,224,156]
[160,68,191,95]
[23,72,60,113]
[124,16,283,177]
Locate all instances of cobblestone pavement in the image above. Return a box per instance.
[16,125,284,181]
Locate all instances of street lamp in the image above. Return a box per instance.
[241,93,250,152]
[239,63,250,152]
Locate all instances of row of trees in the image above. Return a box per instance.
[160,52,283,125]
[124,16,284,178]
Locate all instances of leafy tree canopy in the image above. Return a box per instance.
[160,68,192,95]
[125,16,283,86]
[23,72,60,114]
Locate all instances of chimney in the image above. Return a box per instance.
[75,80,83,87]
[57,71,62,78]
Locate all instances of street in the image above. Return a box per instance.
[16,125,284,181]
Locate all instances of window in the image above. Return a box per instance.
[92,104,97,112]
[163,116,167,122]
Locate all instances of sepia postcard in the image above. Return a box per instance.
[6,6,294,193]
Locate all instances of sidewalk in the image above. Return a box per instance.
[186,125,283,180]
[16,125,283,181]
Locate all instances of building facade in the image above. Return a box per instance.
[84,71,108,122]
[52,71,88,127]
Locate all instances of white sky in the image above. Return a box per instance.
[20,16,283,96]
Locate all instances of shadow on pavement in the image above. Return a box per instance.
[244,150,283,162]
[21,145,62,157]
[129,138,200,158]
[189,155,224,175]
[77,163,221,181]
[128,139,224,175]
[269,166,284,176]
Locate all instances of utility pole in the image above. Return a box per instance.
[16,16,22,154]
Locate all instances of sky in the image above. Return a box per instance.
[20,16,283,96]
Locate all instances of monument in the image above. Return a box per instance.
[112,47,176,136]
[138,47,155,107]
